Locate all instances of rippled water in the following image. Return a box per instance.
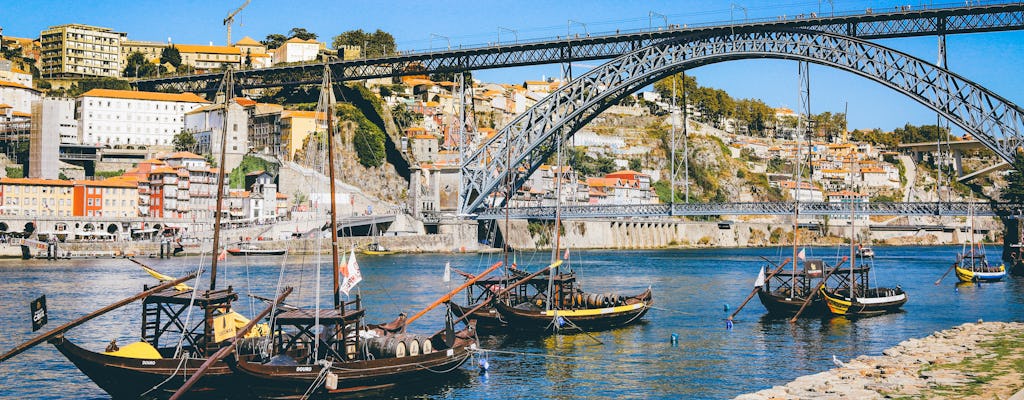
[1,246,1022,399]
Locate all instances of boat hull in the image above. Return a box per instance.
[955,265,1006,283]
[50,336,235,399]
[820,288,907,317]
[230,343,474,398]
[493,289,652,333]
[227,249,287,256]
[449,302,506,331]
[756,289,826,318]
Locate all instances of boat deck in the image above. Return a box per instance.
[276,308,365,325]
[145,288,238,306]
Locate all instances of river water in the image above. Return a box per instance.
[1,245,1022,399]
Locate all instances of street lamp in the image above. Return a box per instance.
[649,11,668,30]
[498,26,518,44]
[730,3,748,23]
[568,19,588,37]
[430,33,450,52]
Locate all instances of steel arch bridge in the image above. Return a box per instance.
[458,28,1024,215]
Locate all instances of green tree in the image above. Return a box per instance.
[333,29,396,58]
[228,155,279,189]
[67,77,131,97]
[429,71,473,84]
[1005,153,1024,205]
[123,51,163,78]
[172,130,196,152]
[288,28,317,41]
[628,158,642,171]
[160,46,181,68]
[261,33,288,49]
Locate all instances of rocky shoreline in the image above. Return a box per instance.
[736,321,1024,400]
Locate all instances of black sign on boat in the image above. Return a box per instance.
[31,295,47,332]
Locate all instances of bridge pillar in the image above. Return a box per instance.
[954,150,964,177]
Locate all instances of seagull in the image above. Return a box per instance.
[832,354,846,368]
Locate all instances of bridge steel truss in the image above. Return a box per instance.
[458,28,1024,214]
[474,202,1011,220]
[135,3,1024,94]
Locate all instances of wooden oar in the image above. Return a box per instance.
[168,286,293,400]
[0,271,198,363]
[935,262,958,285]
[728,259,790,321]
[789,257,847,323]
[405,261,503,326]
[444,260,564,330]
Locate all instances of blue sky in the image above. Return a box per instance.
[4,0,1023,133]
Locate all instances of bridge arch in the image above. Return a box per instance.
[459,29,1024,214]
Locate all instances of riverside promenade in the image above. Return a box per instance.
[736,321,1024,399]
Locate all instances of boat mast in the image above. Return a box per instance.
[322,64,342,310]
[209,69,233,291]
[546,128,565,313]
[793,61,810,289]
[848,115,856,298]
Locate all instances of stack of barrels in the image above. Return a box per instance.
[362,334,435,359]
[562,292,626,309]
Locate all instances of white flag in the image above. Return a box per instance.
[754,266,766,288]
[339,248,362,296]
[797,248,806,261]
[443,262,451,283]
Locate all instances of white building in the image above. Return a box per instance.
[0,80,41,115]
[272,38,321,64]
[183,98,250,172]
[77,89,209,147]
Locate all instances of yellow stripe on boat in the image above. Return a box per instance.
[820,288,850,315]
[102,341,162,360]
[955,266,975,283]
[542,302,645,317]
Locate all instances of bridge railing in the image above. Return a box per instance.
[472,201,1018,220]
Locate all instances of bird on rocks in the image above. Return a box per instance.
[832,354,845,368]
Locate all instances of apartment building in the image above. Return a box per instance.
[0,177,137,218]
[0,79,40,115]
[183,98,251,172]
[78,88,209,147]
[272,38,321,64]
[280,110,321,161]
[121,39,166,70]
[40,24,125,78]
[175,44,242,71]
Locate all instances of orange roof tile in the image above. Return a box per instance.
[174,44,242,55]
[234,36,261,46]
[0,80,38,92]
[164,151,205,160]
[80,89,210,103]
[0,177,73,186]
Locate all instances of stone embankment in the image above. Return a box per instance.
[736,321,1024,400]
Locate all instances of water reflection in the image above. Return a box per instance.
[0,246,1022,399]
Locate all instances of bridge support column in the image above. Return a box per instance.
[954,150,964,177]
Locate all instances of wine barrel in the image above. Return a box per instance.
[364,335,408,358]
[404,334,421,356]
[421,336,434,354]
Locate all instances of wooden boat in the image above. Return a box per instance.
[227,245,287,256]
[493,285,653,332]
[820,157,907,318]
[756,260,830,317]
[955,250,1006,282]
[448,264,537,332]
[955,204,1006,283]
[46,70,268,398]
[221,65,477,398]
[819,265,907,317]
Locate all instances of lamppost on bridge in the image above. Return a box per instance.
[498,26,518,45]
[429,33,450,52]
[649,11,668,31]
[819,0,835,17]
[730,3,748,23]
[568,19,588,38]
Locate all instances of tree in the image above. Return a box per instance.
[123,51,164,78]
[261,33,288,49]
[160,46,181,68]
[333,29,396,58]
[288,28,317,41]
[172,130,196,152]
[429,71,472,83]
[1005,152,1024,205]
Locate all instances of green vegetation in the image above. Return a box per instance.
[95,170,125,179]
[262,28,318,49]
[332,29,396,58]
[338,103,386,167]
[1004,153,1024,204]
[562,146,617,177]
[654,73,775,135]
[5,166,23,178]
[172,130,196,152]
[850,123,948,148]
[228,155,279,189]
[160,46,181,68]
[47,77,131,97]
[123,51,165,78]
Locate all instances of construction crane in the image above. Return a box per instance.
[223,0,251,46]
